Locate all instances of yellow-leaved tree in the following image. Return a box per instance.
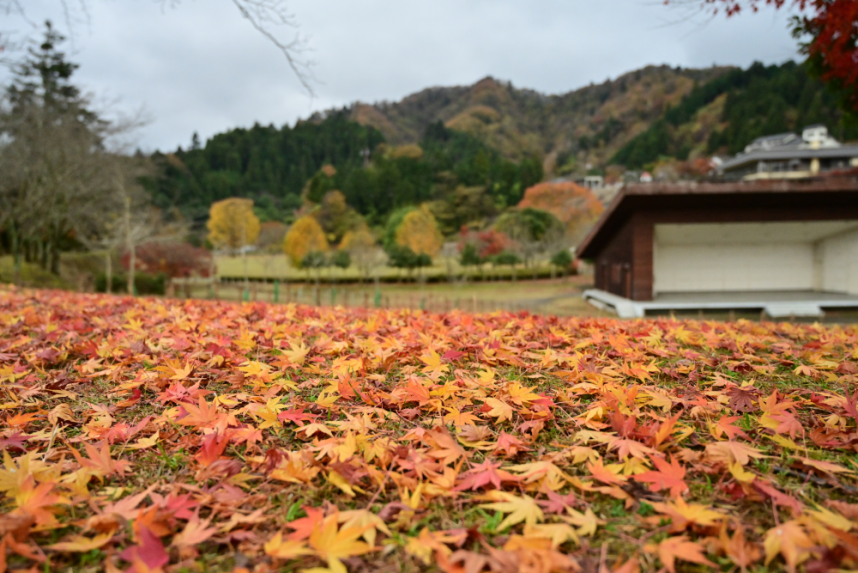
[395,205,443,258]
[283,215,329,267]
[207,198,261,251]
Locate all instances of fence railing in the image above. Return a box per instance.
[168,277,538,314]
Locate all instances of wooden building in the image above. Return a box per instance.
[576,177,858,317]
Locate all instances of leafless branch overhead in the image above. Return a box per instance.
[2,0,316,94]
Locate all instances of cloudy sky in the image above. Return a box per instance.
[2,0,802,152]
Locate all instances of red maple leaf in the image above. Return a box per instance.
[119,526,169,572]
[454,460,520,491]
[278,408,319,427]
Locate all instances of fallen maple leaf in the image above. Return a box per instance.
[308,515,374,573]
[264,531,312,560]
[454,460,520,491]
[586,459,627,486]
[653,535,715,572]
[632,456,688,497]
[47,532,113,552]
[172,516,217,548]
[119,526,169,573]
[719,525,761,570]
[480,492,544,531]
[650,498,724,531]
[483,398,515,424]
[764,520,813,573]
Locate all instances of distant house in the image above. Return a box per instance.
[718,125,858,181]
[577,177,858,318]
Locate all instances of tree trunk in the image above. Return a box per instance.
[39,240,47,270]
[127,246,136,295]
[105,250,113,294]
[49,241,59,276]
[10,222,21,285]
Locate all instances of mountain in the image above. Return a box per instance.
[149,60,857,229]
[346,65,731,173]
[347,61,857,174]
[612,61,858,168]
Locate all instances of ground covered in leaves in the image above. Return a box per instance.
[1,288,857,573]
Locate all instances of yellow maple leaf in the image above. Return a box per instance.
[309,515,374,573]
[523,523,579,548]
[47,532,113,552]
[764,520,812,572]
[264,531,312,560]
[420,349,448,375]
[480,492,544,531]
[484,398,515,424]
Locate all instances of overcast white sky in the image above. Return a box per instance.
[1,0,802,152]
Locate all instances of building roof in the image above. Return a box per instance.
[719,144,858,172]
[576,176,858,259]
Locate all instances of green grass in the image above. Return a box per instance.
[215,253,568,283]
[183,275,600,317]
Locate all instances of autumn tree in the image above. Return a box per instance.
[0,22,146,284]
[494,208,565,273]
[283,215,329,267]
[122,241,212,278]
[313,190,362,244]
[518,182,603,243]
[257,221,288,253]
[207,198,261,252]
[672,0,858,112]
[394,205,443,259]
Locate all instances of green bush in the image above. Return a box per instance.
[0,256,70,289]
[95,272,167,295]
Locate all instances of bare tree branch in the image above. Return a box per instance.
[2,0,316,94]
[229,0,316,95]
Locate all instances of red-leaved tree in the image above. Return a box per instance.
[121,242,212,278]
[685,0,858,110]
[458,228,513,258]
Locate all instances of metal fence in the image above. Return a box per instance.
[168,277,533,314]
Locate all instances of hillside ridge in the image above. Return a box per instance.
[343,64,734,173]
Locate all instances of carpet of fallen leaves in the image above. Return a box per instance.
[1,288,858,573]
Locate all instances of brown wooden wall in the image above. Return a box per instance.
[593,217,634,298]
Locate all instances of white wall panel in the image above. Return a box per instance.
[654,242,814,293]
[820,229,858,294]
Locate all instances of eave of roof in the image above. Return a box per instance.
[576,176,858,260]
[720,144,858,170]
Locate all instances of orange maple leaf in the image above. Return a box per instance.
[654,535,715,573]
[632,456,688,497]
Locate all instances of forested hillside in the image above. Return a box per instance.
[612,61,858,168]
[149,60,855,229]
[148,113,542,228]
[147,113,384,224]
[350,66,729,170]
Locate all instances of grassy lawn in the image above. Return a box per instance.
[183,275,600,317]
[0,287,857,572]
[215,253,566,283]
